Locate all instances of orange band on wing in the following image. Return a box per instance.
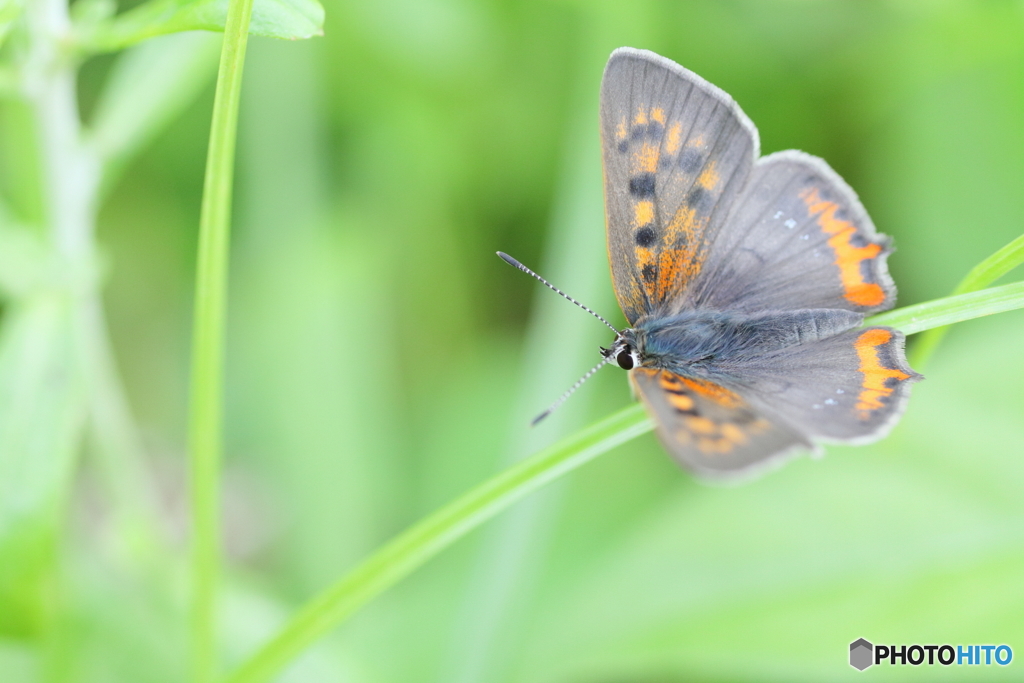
[657,371,685,391]
[854,329,910,418]
[801,188,886,307]
[697,161,719,189]
[667,392,694,411]
[666,122,683,154]
[616,106,718,307]
[615,116,628,141]
[633,201,654,227]
[635,246,699,301]
[679,377,742,408]
[632,203,707,302]
[644,370,773,456]
[633,142,660,174]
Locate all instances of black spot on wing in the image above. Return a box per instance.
[641,264,657,283]
[686,186,711,212]
[626,121,667,145]
[678,148,702,173]
[635,226,656,247]
[629,173,656,198]
[617,120,670,158]
[847,231,870,248]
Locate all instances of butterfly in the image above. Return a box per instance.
[500,47,921,479]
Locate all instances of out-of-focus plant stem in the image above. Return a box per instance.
[25,0,167,572]
[187,0,255,679]
[909,233,1024,368]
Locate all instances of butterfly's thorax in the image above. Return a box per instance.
[629,308,865,379]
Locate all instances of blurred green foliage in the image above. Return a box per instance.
[1,0,1023,681]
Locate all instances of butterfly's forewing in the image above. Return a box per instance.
[690,150,896,315]
[601,48,758,325]
[630,368,812,477]
[731,325,921,443]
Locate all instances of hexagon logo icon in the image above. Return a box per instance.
[850,638,874,671]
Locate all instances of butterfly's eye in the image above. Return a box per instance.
[616,346,635,370]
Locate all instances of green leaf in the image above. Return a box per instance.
[0,292,86,638]
[81,0,323,53]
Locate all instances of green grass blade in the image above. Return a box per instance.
[187,0,254,680]
[909,233,1024,367]
[223,279,1024,683]
[867,280,1024,336]
[223,404,652,683]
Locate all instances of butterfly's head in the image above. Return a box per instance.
[601,329,642,371]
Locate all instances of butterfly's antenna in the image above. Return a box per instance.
[531,353,615,426]
[497,252,618,334]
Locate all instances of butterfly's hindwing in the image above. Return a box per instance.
[630,367,811,476]
[733,326,921,442]
[601,48,759,324]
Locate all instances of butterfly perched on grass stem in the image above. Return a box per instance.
[500,48,920,479]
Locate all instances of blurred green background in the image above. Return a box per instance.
[2,0,1024,681]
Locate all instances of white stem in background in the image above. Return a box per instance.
[24,0,99,258]
[23,0,169,568]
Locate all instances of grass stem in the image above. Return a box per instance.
[908,234,1024,367]
[187,0,255,679]
[223,404,652,683]
[867,281,1024,335]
